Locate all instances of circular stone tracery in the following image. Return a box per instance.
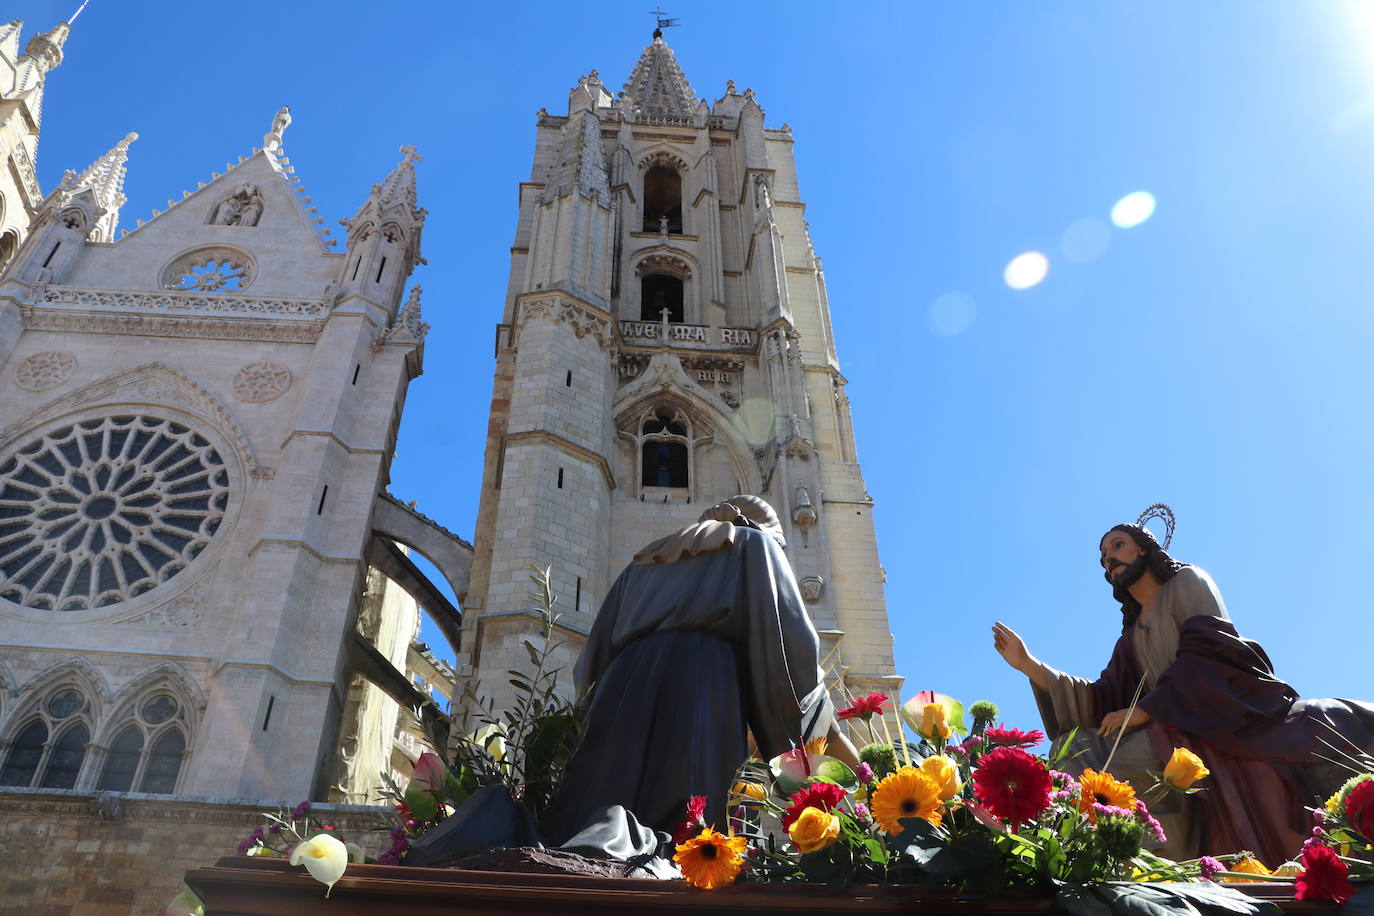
[0,415,229,611]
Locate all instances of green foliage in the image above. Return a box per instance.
[449,565,588,822]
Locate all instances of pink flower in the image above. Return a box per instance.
[672,795,709,844]
[855,762,875,784]
[1199,856,1224,882]
[411,751,446,792]
[837,693,890,722]
[983,726,1046,749]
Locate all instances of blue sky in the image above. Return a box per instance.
[14,1,1374,737]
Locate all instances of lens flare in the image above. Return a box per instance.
[1110,191,1156,228]
[1061,218,1111,264]
[928,292,977,335]
[1004,252,1049,290]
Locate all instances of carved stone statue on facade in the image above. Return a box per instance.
[262,105,292,153]
[210,183,263,227]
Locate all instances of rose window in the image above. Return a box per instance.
[163,248,253,292]
[0,416,230,611]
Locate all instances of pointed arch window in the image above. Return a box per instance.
[0,687,93,788]
[642,165,682,233]
[634,406,691,490]
[96,692,189,794]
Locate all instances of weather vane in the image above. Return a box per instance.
[649,6,680,38]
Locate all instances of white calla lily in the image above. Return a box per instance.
[472,722,507,762]
[289,833,349,896]
[345,841,366,864]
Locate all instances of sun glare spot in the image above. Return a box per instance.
[928,292,977,335]
[1110,191,1156,228]
[1004,252,1049,290]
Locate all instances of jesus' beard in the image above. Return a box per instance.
[1104,553,1150,591]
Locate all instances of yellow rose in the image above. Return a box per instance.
[918,703,951,740]
[787,805,841,854]
[1162,747,1209,790]
[920,755,960,800]
[732,780,766,803]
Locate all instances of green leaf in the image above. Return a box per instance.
[403,786,437,822]
[523,640,541,667]
[924,833,1001,883]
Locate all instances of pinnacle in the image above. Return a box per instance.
[61,131,138,243]
[377,145,422,210]
[621,35,695,117]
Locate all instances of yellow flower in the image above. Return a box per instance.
[732,780,766,803]
[920,755,960,801]
[805,735,829,755]
[917,703,951,740]
[1221,856,1271,883]
[1163,747,1209,790]
[787,806,841,853]
[289,833,349,897]
[674,827,748,889]
[1274,860,1303,878]
[871,766,943,834]
[1078,769,1137,821]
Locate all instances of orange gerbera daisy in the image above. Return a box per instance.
[871,766,943,834]
[674,827,748,889]
[1077,769,1136,821]
[805,735,829,755]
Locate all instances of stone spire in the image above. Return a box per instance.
[58,132,137,242]
[8,20,72,142]
[376,145,421,212]
[621,35,696,118]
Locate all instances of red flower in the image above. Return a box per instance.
[781,781,847,831]
[1346,779,1374,840]
[983,726,1046,749]
[672,795,709,845]
[837,693,890,721]
[1295,843,1357,904]
[971,746,1053,829]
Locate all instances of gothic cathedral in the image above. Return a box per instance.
[0,19,896,813]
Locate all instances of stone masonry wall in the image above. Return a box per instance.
[0,789,392,914]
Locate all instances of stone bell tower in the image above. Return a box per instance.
[463,32,900,718]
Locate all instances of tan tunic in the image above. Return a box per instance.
[1043,567,1229,731]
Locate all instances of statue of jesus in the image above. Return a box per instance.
[993,522,1374,866]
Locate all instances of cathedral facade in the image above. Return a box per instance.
[0,17,464,808]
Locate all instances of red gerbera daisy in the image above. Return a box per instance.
[1346,779,1374,841]
[971,746,1053,828]
[1295,843,1357,904]
[983,726,1046,749]
[837,693,890,721]
[672,795,708,845]
[781,781,847,831]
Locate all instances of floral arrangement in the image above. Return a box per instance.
[670,691,1288,915]
[232,801,368,896]
[1293,755,1374,906]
